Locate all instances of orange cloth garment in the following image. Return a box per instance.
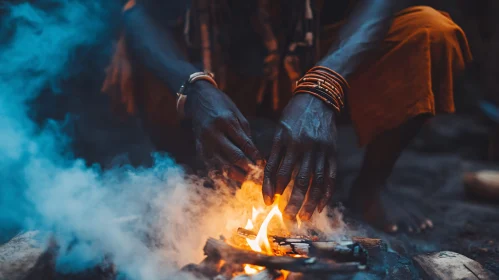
[102,0,180,127]
[101,35,136,116]
[320,6,472,146]
[101,0,137,116]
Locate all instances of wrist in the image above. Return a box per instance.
[293,92,335,111]
[184,80,219,118]
[291,93,337,123]
[293,66,348,115]
[176,72,217,120]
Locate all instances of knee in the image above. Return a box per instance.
[399,6,467,44]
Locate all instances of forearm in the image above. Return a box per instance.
[318,0,417,79]
[123,4,198,94]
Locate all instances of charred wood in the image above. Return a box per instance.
[203,238,365,273]
[236,228,376,263]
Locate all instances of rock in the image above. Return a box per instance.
[413,251,498,280]
[0,231,116,280]
[0,231,45,280]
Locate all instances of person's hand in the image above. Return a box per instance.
[263,94,337,221]
[185,80,262,182]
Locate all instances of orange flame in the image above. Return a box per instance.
[246,204,281,253]
[243,264,261,274]
[241,195,288,274]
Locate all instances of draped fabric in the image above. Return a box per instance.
[321,6,472,145]
[102,3,471,147]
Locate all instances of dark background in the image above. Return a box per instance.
[14,0,496,168]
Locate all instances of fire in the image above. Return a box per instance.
[245,219,254,230]
[243,264,260,274]
[244,206,265,231]
[245,204,282,253]
[241,194,289,275]
[233,181,301,277]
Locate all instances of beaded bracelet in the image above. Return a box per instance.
[293,66,349,114]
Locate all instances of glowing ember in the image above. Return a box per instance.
[243,264,263,274]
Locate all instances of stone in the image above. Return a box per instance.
[413,251,498,280]
[0,231,45,280]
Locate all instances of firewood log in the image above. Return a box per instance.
[181,256,223,278]
[236,228,373,263]
[203,238,364,273]
[231,274,250,280]
[285,272,304,280]
[351,237,386,265]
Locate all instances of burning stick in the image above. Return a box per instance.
[236,228,368,262]
[203,238,365,273]
[181,256,223,278]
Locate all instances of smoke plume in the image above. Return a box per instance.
[0,1,345,279]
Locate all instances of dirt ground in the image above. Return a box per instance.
[331,114,499,278]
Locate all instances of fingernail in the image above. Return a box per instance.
[298,211,312,222]
[262,178,274,204]
[283,212,296,222]
[318,203,324,213]
[263,194,274,205]
[318,199,327,212]
[426,219,433,228]
[275,181,285,195]
[253,151,263,162]
[389,225,398,233]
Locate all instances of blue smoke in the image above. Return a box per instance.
[0,1,212,279]
[0,0,112,238]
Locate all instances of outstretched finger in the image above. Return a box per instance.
[236,114,252,136]
[196,139,213,161]
[215,154,247,183]
[263,130,284,205]
[275,144,298,196]
[227,121,262,163]
[218,136,254,173]
[285,151,313,220]
[298,150,325,220]
[318,154,336,212]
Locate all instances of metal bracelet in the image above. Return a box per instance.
[176,71,217,119]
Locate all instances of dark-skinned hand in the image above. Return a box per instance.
[185,80,262,182]
[263,93,337,221]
